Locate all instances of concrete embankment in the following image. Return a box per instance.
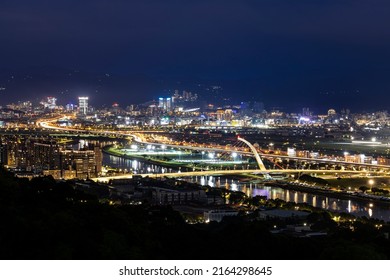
[264,181,390,206]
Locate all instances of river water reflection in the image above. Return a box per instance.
[104,154,390,221]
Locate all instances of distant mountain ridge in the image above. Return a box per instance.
[1,67,389,113]
[0,67,159,107]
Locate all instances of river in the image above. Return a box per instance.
[103,153,390,221]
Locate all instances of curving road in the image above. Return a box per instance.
[36,115,390,181]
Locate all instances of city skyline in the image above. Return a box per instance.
[0,68,388,113]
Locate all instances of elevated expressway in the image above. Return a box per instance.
[91,169,370,183]
[36,115,390,182]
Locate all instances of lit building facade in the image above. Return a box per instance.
[0,136,102,179]
[158,97,172,112]
[78,97,89,115]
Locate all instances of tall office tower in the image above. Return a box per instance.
[158,97,164,109]
[158,97,173,112]
[78,97,89,115]
[166,97,172,111]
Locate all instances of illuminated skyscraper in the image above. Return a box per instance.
[78,97,89,115]
[158,97,172,112]
[158,97,164,108]
[166,97,172,111]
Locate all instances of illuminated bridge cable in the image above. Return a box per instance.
[219,140,245,160]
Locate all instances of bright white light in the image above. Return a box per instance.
[344,151,349,156]
[130,144,138,150]
[146,144,152,150]
[232,152,237,158]
[371,137,376,142]
[161,145,166,150]
[299,117,310,122]
[208,153,214,159]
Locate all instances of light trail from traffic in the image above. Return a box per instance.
[91,169,370,183]
[36,115,390,181]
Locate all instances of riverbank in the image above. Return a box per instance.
[103,146,390,207]
[265,181,390,207]
[103,145,194,170]
[103,145,253,171]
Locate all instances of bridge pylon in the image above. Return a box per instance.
[237,137,267,171]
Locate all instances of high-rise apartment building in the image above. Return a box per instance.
[0,136,102,179]
[0,140,8,166]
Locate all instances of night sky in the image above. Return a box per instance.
[1,0,390,112]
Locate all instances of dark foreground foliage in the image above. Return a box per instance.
[0,169,389,260]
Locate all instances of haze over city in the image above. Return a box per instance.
[1,0,390,111]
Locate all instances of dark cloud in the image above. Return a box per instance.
[0,0,390,110]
